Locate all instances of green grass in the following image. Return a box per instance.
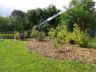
[0,40,96,72]
[89,38,96,48]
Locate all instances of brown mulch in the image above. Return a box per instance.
[27,38,96,63]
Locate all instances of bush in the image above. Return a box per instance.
[0,33,14,39]
[57,25,68,43]
[19,31,28,39]
[88,38,96,48]
[48,28,57,38]
[14,32,20,39]
[51,23,90,47]
[65,24,83,44]
[69,40,76,44]
[72,24,90,47]
[30,28,39,38]
[66,24,90,47]
[37,32,46,41]
[48,25,68,43]
[79,34,90,47]
[52,38,60,49]
[49,23,90,48]
[31,28,46,41]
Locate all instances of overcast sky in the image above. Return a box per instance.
[0,0,70,11]
[0,0,96,16]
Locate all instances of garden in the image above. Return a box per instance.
[0,0,96,72]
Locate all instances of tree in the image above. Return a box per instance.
[10,10,25,32]
[26,5,60,32]
[60,0,96,36]
[0,17,11,32]
[46,5,60,27]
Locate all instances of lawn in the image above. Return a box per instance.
[0,40,96,72]
[89,38,96,48]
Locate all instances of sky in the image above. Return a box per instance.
[0,0,96,16]
[0,0,70,16]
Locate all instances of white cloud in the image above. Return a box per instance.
[0,0,96,16]
[0,0,70,11]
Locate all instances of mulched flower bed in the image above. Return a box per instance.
[28,38,96,63]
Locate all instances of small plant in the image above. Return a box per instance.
[48,28,57,38]
[31,28,46,41]
[57,25,68,43]
[37,32,46,41]
[14,32,20,39]
[72,24,90,47]
[48,25,68,43]
[52,38,60,49]
[79,34,90,47]
[65,33,76,44]
[30,28,39,38]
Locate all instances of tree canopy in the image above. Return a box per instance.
[60,0,96,36]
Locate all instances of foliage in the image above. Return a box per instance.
[0,33,14,39]
[0,5,60,35]
[0,0,96,41]
[66,24,83,44]
[19,31,29,40]
[64,24,89,47]
[73,24,90,47]
[49,25,68,43]
[31,28,39,38]
[24,31,29,38]
[52,38,60,48]
[10,10,25,32]
[37,31,46,41]
[31,28,46,41]
[49,23,90,47]
[60,0,96,36]
[39,22,51,33]
[0,17,11,32]
[79,34,90,47]
[14,32,20,39]
[56,25,68,43]
[48,28,57,38]
[26,5,59,31]
[89,38,96,48]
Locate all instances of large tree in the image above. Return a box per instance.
[60,0,96,36]
[0,17,11,32]
[10,10,25,32]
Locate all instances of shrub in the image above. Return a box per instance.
[48,28,57,38]
[65,23,83,44]
[30,28,39,38]
[48,25,68,43]
[19,31,28,39]
[88,38,96,48]
[37,32,46,41]
[72,24,90,47]
[66,24,90,47]
[14,32,20,39]
[31,28,46,41]
[52,38,60,49]
[0,33,14,39]
[79,33,90,47]
[49,23,90,48]
[57,25,68,43]
[65,33,75,44]
[24,31,28,38]
[69,40,76,44]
